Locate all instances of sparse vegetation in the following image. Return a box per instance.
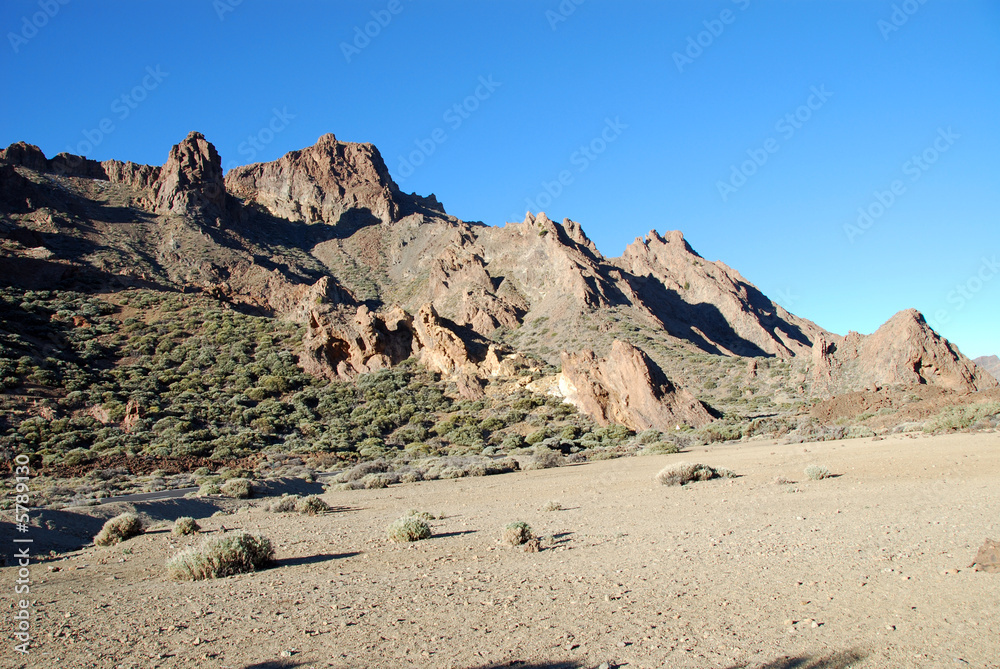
[502,521,534,546]
[655,462,736,486]
[94,512,144,546]
[387,515,432,543]
[804,465,832,480]
[172,516,200,536]
[542,500,562,512]
[167,531,274,580]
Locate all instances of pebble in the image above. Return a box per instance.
[941,569,960,575]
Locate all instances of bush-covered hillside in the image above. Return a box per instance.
[0,288,646,479]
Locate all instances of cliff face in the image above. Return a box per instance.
[1,131,992,433]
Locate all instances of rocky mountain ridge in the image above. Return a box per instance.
[1,131,996,433]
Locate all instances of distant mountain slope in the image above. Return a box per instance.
[974,355,1000,381]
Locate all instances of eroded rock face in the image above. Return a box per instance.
[300,301,516,399]
[811,309,997,393]
[616,230,825,358]
[558,340,714,431]
[153,131,228,220]
[225,133,401,228]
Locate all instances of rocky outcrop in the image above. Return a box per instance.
[300,301,517,399]
[102,160,161,191]
[811,310,997,393]
[301,305,416,381]
[974,355,1000,382]
[225,133,402,228]
[558,340,714,431]
[616,230,825,357]
[152,132,228,221]
[0,141,106,179]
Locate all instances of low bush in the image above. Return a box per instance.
[167,531,274,580]
[387,515,432,543]
[94,512,144,546]
[172,516,200,536]
[264,494,299,512]
[220,478,253,499]
[804,465,831,480]
[502,521,533,546]
[655,462,736,486]
[295,495,330,515]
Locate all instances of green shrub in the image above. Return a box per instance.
[655,462,736,486]
[172,516,200,536]
[94,512,144,546]
[387,515,432,542]
[502,521,533,546]
[167,531,274,580]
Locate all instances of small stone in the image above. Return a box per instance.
[783,619,795,626]
[280,649,294,657]
[886,624,895,631]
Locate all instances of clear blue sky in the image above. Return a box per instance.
[2,0,998,357]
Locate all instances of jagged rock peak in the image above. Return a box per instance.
[152,131,227,218]
[225,133,403,227]
[812,308,997,393]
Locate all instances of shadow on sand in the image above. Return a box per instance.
[272,552,361,568]
[725,650,867,669]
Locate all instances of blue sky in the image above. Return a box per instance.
[2,0,998,357]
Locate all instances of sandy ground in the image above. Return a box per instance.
[4,431,999,669]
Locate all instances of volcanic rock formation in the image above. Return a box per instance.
[558,340,714,431]
[811,309,997,393]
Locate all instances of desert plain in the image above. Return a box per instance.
[6,430,998,669]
